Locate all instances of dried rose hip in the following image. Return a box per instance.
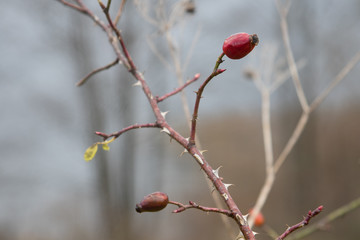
[135,192,169,213]
[222,33,259,60]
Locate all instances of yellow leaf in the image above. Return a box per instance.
[84,144,98,162]
[102,143,110,151]
[83,137,115,161]
[99,137,115,151]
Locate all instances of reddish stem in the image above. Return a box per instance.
[156,73,201,102]
[277,205,323,240]
[169,200,233,217]
[77,58,119,86]
[58,0,86,12]
[95,123,160,140]
[189,53,225,146]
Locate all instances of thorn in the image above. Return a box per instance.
[161,111,169,118]
[160,127,171,135]
[132,81,142,87]
[252,231,258,236]
[224,183,234,190]
[200,150,208,154]
[212,166,222,178]
[179,148,188,157]
[137,70,145,80]
[243,214,249,221]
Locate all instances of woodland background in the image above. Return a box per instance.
[0,0,359,239]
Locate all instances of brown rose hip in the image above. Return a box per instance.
[135,192,169,213]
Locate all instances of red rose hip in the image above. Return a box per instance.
[222,32,259,60]
[249,208,265,227]
[135,192,169,213]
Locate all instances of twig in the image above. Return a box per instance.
[287,197,360,240]
[247,46,277,228]
[57,0,85,13]
[169,200,233,217]
[156,73,200,102]
[58,0,130,69]
[276,0,309,112]
[76,58,119,86]
[95,123,160,140]
[189,53,226,146]
[274,111,308,173]
[309,51,360,112]
[114,0,127,25]
[249,86,276,228]
[276,205,323,240]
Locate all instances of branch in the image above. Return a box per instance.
[57,0,86,13]
[156,73,201,102]
[95,6,254,236]
[249,86,275,228]
[169,200,233,217]
[76,58,119,86]
[98,0,135,71]
[95,123,160,140]
[309,51,360,112]
[276,206,323,240]
[114,0,127,26]
[64,2,256,239]
[287,197,360,240]
[189,53,226,146]
[58,0,130,70]
[276,0,309,112]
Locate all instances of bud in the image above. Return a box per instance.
[222,33,259,60]
[135,192,169,213]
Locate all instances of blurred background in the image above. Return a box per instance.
[1,0,359,239]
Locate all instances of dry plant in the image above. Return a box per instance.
[58,0,360,239]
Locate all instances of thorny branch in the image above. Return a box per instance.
[59,1,255,239]
[189,53,226,146]
[169,200,233,217]
[276,206,323,240]
[286,197,360,240]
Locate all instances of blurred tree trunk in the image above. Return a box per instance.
[68,15,113,239]
[68,10,137,239]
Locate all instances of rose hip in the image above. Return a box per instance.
[135,192,169,213]
[222,32,259,60]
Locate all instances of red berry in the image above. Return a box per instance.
[222,33,259,60]
[249,208,265,227]
[135,192,169,213]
